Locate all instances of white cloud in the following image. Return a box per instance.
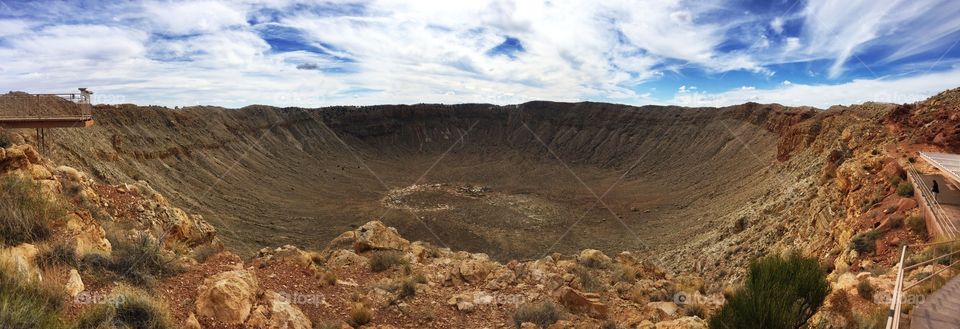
[668,68,960,108]
[144,1,247,35]
[0,0,957,108]
[770,17,784,34]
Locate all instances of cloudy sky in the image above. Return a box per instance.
[1,0,959,108]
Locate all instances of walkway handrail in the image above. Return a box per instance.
[907,165,960,239]
[886,239,960,329]
[0,89,94,120]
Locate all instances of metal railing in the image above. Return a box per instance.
[907,165,960,239]
[0,88,94,121]
[885,239,960,329]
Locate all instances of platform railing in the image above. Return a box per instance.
[0,90,94,121]
[886,239,960,329]
[907,165,960,239]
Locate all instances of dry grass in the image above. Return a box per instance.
[0,254,67,329]
[73,287,174,329]
[513,301,563,328]
[348,302,373,327]
[369,250,406,272]
[80,230,183,287]
[572,266,603,292]
[36,241,78,269]
[0,175,65,245]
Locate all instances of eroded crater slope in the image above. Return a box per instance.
[33,99,856,276]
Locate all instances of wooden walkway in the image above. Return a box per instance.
[911,274,960,329]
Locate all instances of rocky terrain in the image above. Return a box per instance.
[2,88,960,327]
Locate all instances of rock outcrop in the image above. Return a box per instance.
[195,269,260,324]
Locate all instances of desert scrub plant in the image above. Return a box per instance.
[708,253,830,329]
[513,301,563,328]
[0,129,11,148]
[684,302,707,318]
[0,175,66,245]
[906,214,927,238]
[348,302,373,327]
[109,232,183,286]
[368,250,406,272]
[850,229,882,255]
[189,243,221,263]
[611,263,639,284]
[0,255,67,329]
[572,266,603,292]
[36,241,78,269]
[857,280,875,300]
[73,287,174,329]
[81,231,182,287]
[896,182,914,197]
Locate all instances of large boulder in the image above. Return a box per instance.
[353,221,409,252]
[65,269,85,297]
[245,290,312,329]
[195,269,259,324]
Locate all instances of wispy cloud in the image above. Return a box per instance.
[0,0,957,107]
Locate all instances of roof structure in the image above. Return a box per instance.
[920,152,960,185]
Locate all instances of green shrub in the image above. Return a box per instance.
[0,257,66,329]
[850,230,881,255]
[73,288,174,329]
[906,215,927,238]
[857,280,875,300]
[513,301,563,328]
[368,250,406,272]
[708,253,830,329]
[896,182,914,197]
[0,175,65,245]
[36,242,79,269]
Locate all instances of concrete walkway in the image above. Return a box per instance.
[911,274,960,329]
[918,174,960,237]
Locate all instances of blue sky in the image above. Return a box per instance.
[0,0,959,108]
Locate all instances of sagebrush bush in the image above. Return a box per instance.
[0,256,66,329]
[906,214,927,238]
[36,241,79,269]
[110,232,182,286]
[73,288,174,329]
[81,231,182,287]
[0,175,65,245]
[857,280,875,300]
[189,243,221,263]
[0,129,11,148]
[896,182,914,197]
[573,266,603,292]
[348,302,373,327]
[850,230,881,255]
[708,253,829,329]
[513,301,563,328]
[368,250,406,272]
